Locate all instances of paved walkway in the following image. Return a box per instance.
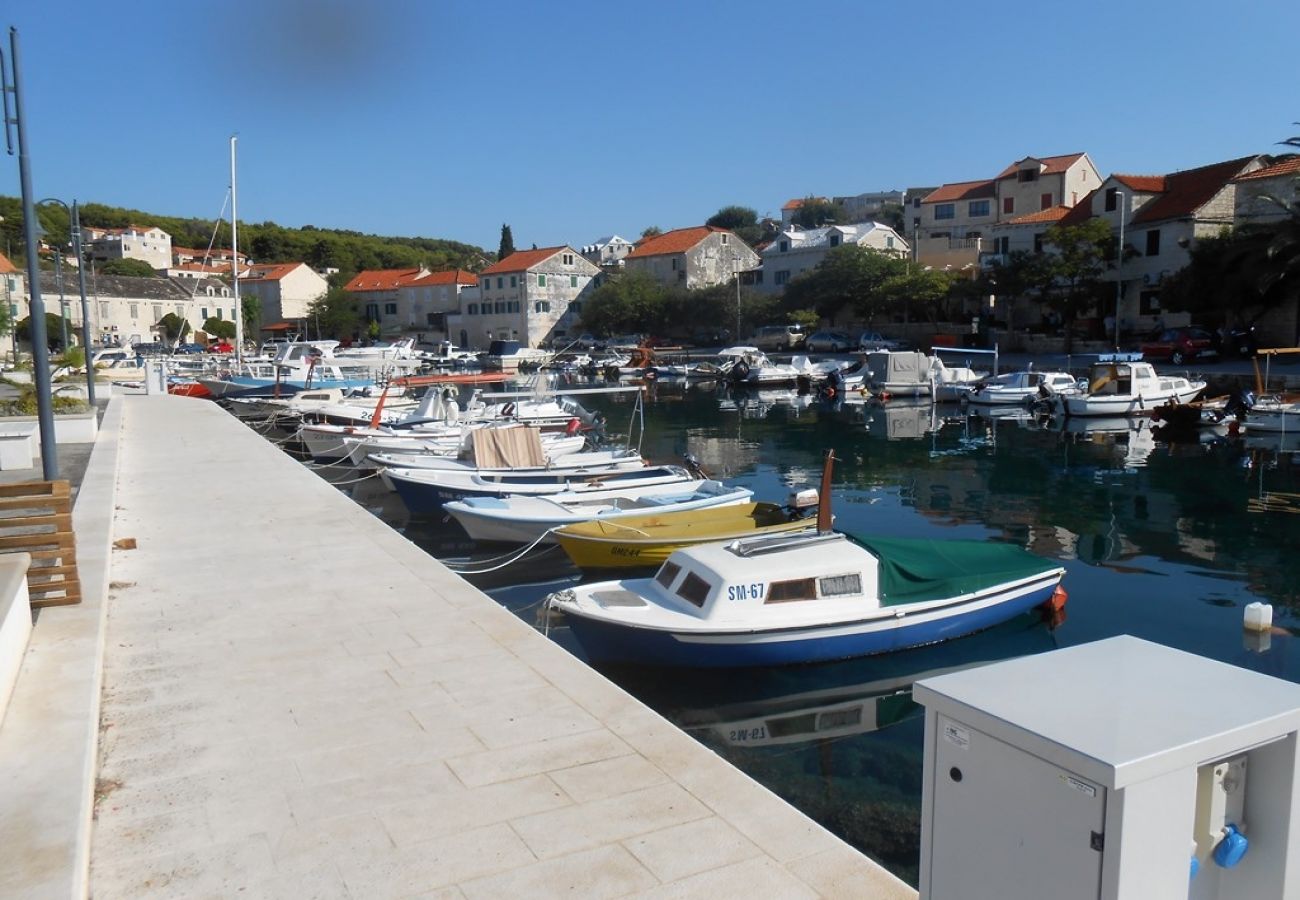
[82,396,911,898]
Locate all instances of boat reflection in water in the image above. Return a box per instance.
[857,398,943,441]
[1046,414,1158,469]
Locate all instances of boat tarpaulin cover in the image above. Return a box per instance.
[850,534,1060,607]
[471,425,546,469]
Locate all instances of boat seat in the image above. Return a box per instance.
[642,492,695,507]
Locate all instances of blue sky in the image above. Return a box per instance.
[6,0,1298,254]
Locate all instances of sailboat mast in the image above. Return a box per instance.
[230,135,242,364]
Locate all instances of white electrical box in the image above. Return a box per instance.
[914,636,1300,900]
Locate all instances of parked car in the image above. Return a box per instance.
[1137,326,1218,365]
[173,342,207,354]
[208,341,235,354]
[690,328,730,347]
[858,332,906,352]
[748,324,806,351]
[804,331,856,353]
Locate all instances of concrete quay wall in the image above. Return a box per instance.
[0,394,914,898]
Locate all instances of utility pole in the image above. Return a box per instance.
[3,27,58,478]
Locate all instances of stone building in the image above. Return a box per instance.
[457,247,599,348]
[623,226,758,290]
[81,225,173,271]
[581,235,635,268]
[1233,157,1300,226]
[238,262,329,331]
[343,268,429,334]
[756,222,909,294]
[395,269,478,341]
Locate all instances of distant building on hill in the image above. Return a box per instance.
[238,262,329,333]
[580,235,635,268]
[623,226,758,290]
[81,225,173,270]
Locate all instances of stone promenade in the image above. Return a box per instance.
[1,394,915,898]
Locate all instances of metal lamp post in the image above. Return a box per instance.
[1114,190,1126,351]
[36,198,95,404]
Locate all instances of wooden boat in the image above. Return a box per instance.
[1049,357,1204,418]
[543,452,1066,667]
[553,495,820,571]
[444,480,754,545]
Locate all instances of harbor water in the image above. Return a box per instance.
[312,375,1300,886]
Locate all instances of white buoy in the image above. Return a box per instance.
[1244,602,1273,633]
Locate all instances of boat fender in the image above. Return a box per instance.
[502,402,517,418]
[879,391,891,402]
[731,361,751,382]
[1213,824,1248,869]
[565,417,581,436]
[1042,584,1068,612]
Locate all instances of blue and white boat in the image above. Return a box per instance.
[545,530,1065,668]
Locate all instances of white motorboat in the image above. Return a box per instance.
[929,357,987,402]
[444,480,754,544]
[853,350,934,397]
[1049,358,1205,418]
[720,347,840,387]
[367,446,644,474]
[482,339,550,373]
[1243,396,1300,433]
[543,528,1065,667]
[386,463,702,514]
[963,370,1083,405]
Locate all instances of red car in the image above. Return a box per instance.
[1137,327,1218,365]
[208,341,234,354]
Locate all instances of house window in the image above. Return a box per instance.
[779,240,789,252]
[829,234,841,247]
[509,301,519,313]
[912,197,921,208]
[468,304,478,315]
[152,304,163,321]
[671,258,678,270]
[1040,193,1052,210]
[721,234,729,244]
[534,301,550,313]
[200,307,209,320]
[129,303,138,319]
[496,277,503,289]
[1105,188,1118,212]
[886,236,895,249]
[995,236,1010,255]
[934,204,955,221]
[1139,290,1161,315]
[1033,233,1044,253]
[384,302,397,315]
[510,275,516,287]
[1146,230,1161,256]
[774,270,790,286]
[1018,169,1038,183]
[562,253,574,265]
[481,279,489,290]
[205,286,215,297]
[537,274,546,286]
[100,302,111,320]
[969,200,990,217]
[570,302,582,313]
[494,301,505,313]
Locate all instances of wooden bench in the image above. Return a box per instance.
[0,423,37,471]
[0,482,80,607]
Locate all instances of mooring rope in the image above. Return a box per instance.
[443,530,561,574]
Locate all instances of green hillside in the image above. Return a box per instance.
[0,196,488,281]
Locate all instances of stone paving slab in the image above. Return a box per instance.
[38,395,915,897]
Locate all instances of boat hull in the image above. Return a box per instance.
[560,576,1061,668]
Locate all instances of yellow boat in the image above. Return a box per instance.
[554,501,816,570]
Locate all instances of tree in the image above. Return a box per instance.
[792,197,846,229]
[497,224,515,261]
[882,267,960,325]
[156,312,190,346]
[241,295,261,339]
[16,313,71,350]
[1041,218,1114,348]
[640,226,663,239]
[580,271,667,337]
[306,286,361,339]
[782,244,908,323]
[705,206,764,247]
[99,258,158,277]
[202,316,236,340]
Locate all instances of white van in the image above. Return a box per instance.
[748,324,806,351]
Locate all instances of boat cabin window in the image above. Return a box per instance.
[655,561,681,589]
[766,577,818,604]
[819,573,862,597]
[676,572,711,608]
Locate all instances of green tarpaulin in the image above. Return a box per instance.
[848,534,1060,607]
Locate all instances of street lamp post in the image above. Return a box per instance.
[37,198,95,404]
[1114,190,1126,352]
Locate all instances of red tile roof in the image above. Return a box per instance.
[172,262,235,274]
[1112,174,1167,193]
[344,268,425,292]
[782,198,807,211]
[996,153,1087,180]
[1005,206,1072,226]
[1057,190,1099,227]
[1130,156,1259,225]
[480,247,567,276]
[922,180,997,204]
[0,252,17,275]
[406,268,478,287]
[625,226,728,258]
[1235,156,1300,182]
[242,262,302,282]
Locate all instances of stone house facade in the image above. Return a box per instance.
[395,269,478,341]
[757,223,909,294]
[580,235,636,268]
[623,227,758,290]
[81,225,173,270]
[459,247,600,348]
[238,262,329,330]
[344,268,429,335]
[1233,158,1300,226]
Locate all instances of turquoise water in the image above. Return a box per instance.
[340,377,1300,885]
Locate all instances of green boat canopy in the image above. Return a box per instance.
[848,534,1061,607]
